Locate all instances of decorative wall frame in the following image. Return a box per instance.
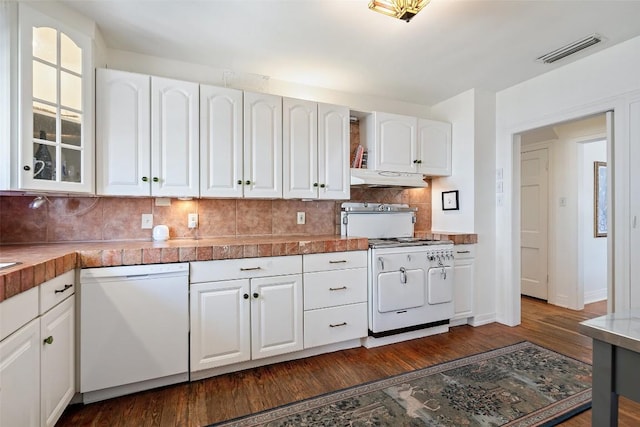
[442,190,459,211]
[594,161,607,238]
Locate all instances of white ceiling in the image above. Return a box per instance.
[61,0,640,106]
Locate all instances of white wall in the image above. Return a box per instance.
[105,49,433,119]
[495,34,640,325]
[581,139,607,303]
[430,89,475,233]
[431,89,497,325]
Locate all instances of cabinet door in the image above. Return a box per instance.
[453,259,474,319]
[283,98,317,199]
[18,6,93,193]
[190,280,251,371]
[96,68,151,196]
[318,103,350,200]
[243,92,282,198]
[151,76,200,197]
[251,274,303,359]
[417,118,452,176]
[375,112,417,173]
[200,85,243,198]
[0,318,40,427]
[40,297,74,427]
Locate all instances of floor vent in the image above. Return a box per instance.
[536,33,602,64]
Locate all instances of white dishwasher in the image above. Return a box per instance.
[79,263,189,403]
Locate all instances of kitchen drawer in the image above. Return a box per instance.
[454,244,475,260]
[190,255,302,283]
[39,270,75,315]
[303,303,367,349]
[303,268,367,310]
[0,287,38,341]
[303,251,367,273]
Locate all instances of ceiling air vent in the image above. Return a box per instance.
[536,33,602,64]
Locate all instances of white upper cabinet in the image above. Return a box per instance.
[199,85,243,198]
[96,70,199,197]
[283,98,350,200]
[96,68,150,196]
[243,91,282,198]
[362,111,452,176]
[17,5,93,193]
[417,118,452,176]
[151,76,200,197]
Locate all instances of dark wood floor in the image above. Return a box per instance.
[57,298,640,426]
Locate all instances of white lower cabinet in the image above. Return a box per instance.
[453,244,475,321]
[40,297,75,427]
[302,251,368,349]
[190,256,303,373]
[0,269,75,427]
[0,318,40,427]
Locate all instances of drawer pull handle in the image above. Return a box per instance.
[329,260,347,264]
[54,284,73,294]
[329,286,347,291]
[240,267,262,271]
[330,322,347,328]
[43,336,54,345]
[456,251,471,254]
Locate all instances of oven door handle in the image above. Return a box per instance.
[399,267,407,284]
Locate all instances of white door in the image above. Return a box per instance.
[190,280,251,371]
[96,68,151,196]
[199,85,243,198]
[375,112,417,173]
[251,274,303,360]
[151,76,200,197]
[0,318,40,427]
[243,92,282,198]
[417,118,452,176]
[40,297,75,427]
[521,148,549,300]
[283,98,318,199]
[318,103,350,200]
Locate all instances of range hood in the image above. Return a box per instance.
[350,168,428,188]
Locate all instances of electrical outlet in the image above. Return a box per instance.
[141,214,153,229]
[296,212,305,225]
[188,213,198,229]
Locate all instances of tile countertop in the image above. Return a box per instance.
[0,232,478,303]
[579,309,640,354]
[0,235,368,303]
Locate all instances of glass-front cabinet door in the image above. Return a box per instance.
[19,5,93,193]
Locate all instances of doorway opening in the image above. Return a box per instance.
[518,113,608,310]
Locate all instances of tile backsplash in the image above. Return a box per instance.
[0,186,431,244]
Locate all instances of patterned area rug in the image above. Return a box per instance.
[211,341,592,427]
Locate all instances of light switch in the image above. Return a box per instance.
[297,212,306,225]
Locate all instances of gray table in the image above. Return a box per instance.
[579,310,640,426]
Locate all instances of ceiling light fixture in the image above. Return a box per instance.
[536,33,603,64]
[368,0,430,22]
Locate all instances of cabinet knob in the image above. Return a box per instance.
[417,160,422,164]
[313,183,318,187]
[152,177,159,182]
[243,293,249,299]
[23,165,31,171]
[320,184,326,188]
[245,180,251,185]
[43,336,54,345]
[413,159,419,164]
[237,180,243,185]
[141,176,148,182]
[252,292,259,299]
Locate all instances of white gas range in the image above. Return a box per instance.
[341,202,454,346]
